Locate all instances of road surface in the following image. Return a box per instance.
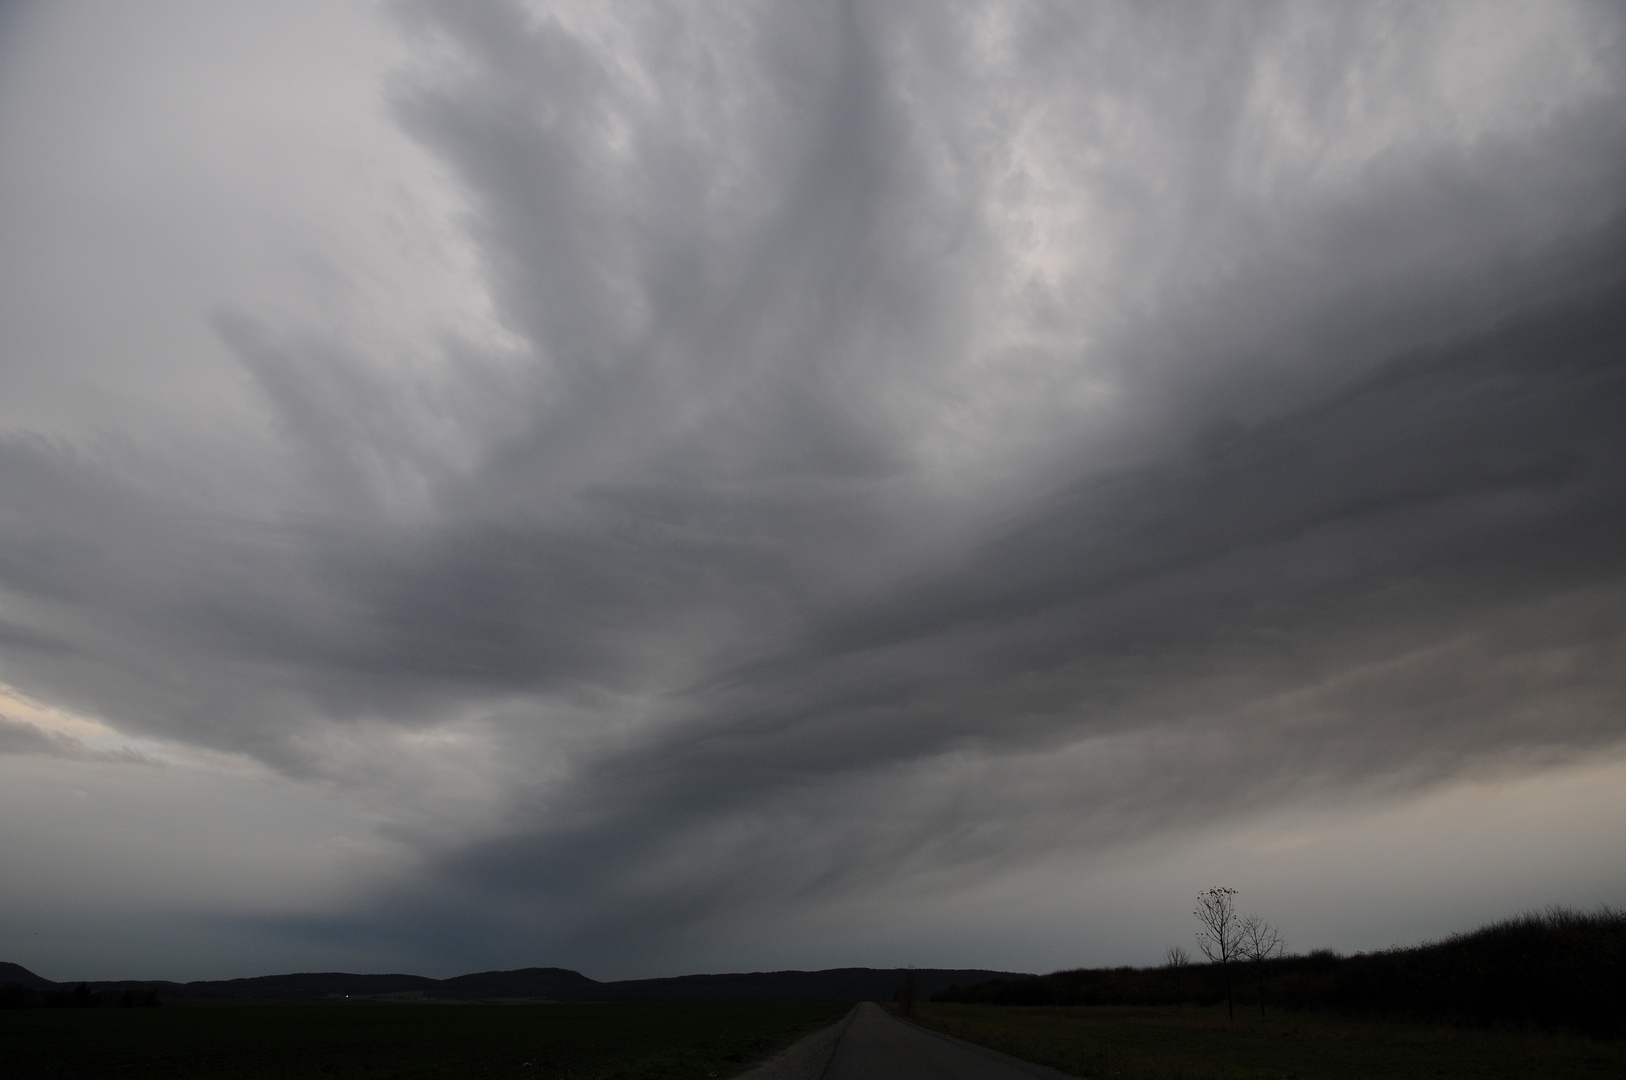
[739,1002,1067,1080]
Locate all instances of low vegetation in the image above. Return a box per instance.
[0,1000,849,1080]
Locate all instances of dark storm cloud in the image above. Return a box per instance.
[421,279,1626,952]
[2,0,1625,971]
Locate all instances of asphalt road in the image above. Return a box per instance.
[819,1002,1065,1080]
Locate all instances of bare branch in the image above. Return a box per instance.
[1193,886,1240,964]
[1240,914,1285,964]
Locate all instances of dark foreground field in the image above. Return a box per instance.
[0,1000,849,1080]
[906,1002,1626,1080]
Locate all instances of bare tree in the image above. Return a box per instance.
[1240,915,1285,1017]
[1194,886,1241,1018]
[1164,944,1190,1003]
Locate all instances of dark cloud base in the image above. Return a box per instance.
[418,265,1626,959]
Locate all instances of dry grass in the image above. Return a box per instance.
[902,1002,1626,1080]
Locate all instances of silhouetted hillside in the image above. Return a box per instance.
[438,967,601,999]
[932,906,1626,1039]
[173,972,444,999]
[0,962,55,989]
[2,962,1026,1005]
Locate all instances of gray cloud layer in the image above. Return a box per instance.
[2,0,1624,975]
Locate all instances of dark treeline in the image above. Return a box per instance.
[0,982,161,1009]
[932,907,1626,1039]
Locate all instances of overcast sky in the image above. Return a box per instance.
[2,0,1625,982]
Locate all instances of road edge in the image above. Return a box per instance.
[731,1004,861,1080]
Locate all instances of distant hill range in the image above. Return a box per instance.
[0,961,1028,1003]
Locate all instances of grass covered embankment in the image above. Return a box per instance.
[905,1002,1626,1080]
[0,1000,849,1080]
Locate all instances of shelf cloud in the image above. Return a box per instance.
[1,0,1623,979]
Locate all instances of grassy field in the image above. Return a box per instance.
[904,1002,1626,1080]
[0,1000,850,1080]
